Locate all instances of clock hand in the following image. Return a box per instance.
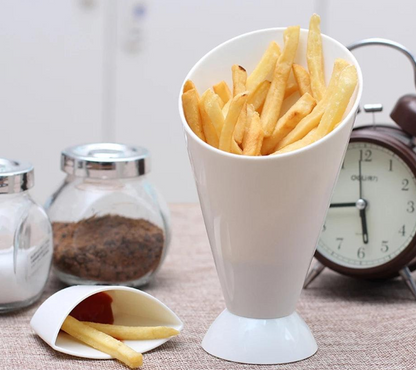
[360,208,369,244]
[330,202,357,208]
[359,159,363,199]
[358,160,369,244]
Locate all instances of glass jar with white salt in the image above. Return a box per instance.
[0,158,53,312]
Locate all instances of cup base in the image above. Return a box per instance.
[202,309,317,364]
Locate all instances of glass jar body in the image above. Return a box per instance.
[46,175,170,287]
[0,192,53,312]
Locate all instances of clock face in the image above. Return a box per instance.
[318,141,416,269]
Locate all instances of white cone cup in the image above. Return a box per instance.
[179,28,362,364]
[30,285,183,359]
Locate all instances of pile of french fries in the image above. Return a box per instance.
[61,315,179,368]
[182,14,358,156]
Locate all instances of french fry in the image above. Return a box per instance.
[284,80,298,99]
[182,89,206,141]
[231,138,243,155]
[246,41,281,92]
[222,100,231,117]
[275,58,350,150]
[315,65,358,136]
[232,65,247,96]
[293,64,312,96]
[217,96,225,109]
[243,111,264,156]
[61,316,143,369]
[219,92,248,152]
[274,128,318,154]
[242,104,255,149]
[261,93,317,154]
[199,93,220,148]
[261,26,300,137]
[247,80,270,112]
[201,89,225,137]
[307,14,326,100]
[213,81,232,105]
[82,322,179,340]
[247,80,297,114]
[183,80,197,94]
[233,103,247,145]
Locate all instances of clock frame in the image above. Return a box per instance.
[315,126,416,280]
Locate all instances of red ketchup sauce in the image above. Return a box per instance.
[70,292,114,324]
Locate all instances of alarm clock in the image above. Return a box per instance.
[304,38,416,298]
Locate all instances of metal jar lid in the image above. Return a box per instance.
[0,158,34,194]
[61,143,150,179]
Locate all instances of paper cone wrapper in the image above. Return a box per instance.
[31,285,183,359]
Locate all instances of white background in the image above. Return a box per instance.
[0,0,415,203]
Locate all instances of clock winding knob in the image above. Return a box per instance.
[390,94,416,137]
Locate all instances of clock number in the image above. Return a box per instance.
[336,237,344,250]
[322,223,326,232]
[389,159,393,172]
[402,179,409,191]
[357,247,365,259]
[399,225,406,236]
[381,241,389,253]
[359,149,372,162]
[407,201,415,213]
[341,160,345,170]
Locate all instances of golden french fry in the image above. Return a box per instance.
[242,104,255,149]
[231,138,243,155]
[247,80,297,115]
[222,100,231,117]
[293,64,312,96]
[199,92,220,148]
[261,26,300,137]
[201,89,225,137]
[243,111,264,156]
[247,80,271,112]
[261,93,317,154]
[183,80,197,94]
[232,65,247,96]
[307,14,326,100]
[219,92,248,152]
[233,103,247,145]
[61,316,143,369]
[182,89,206,141]
[246,41,281,92]
[213,81,232,105]
[217,96,225,109]
[284,80,298,99]
[275,58,350,150]
[273,128,318,154]
[316,65,358,136]
[82,322,179,340]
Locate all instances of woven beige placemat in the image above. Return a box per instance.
[1,204,415,369]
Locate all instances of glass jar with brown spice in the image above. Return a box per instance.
[45,143,170,287]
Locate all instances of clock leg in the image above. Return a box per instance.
[303,261,325,289]
[399,266,416,300]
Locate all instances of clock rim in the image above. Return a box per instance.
[315,127,416,279]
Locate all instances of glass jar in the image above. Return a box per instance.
[46,143,170,287]
[0,158,53,312]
